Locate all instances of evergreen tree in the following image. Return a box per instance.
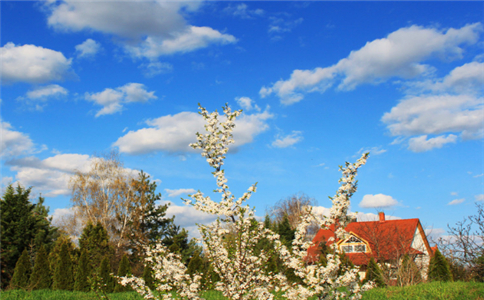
[48,235,77,285]
[52,242,74,290]
[74,249,91,292]
[276,214,295,247]
[79,222,113,271]
[363,257,386,287]
[9,249,31,289]
[142,265,155,290]
[29,245,51,290]
[114,254,132,292]
[428,248,452,282]
[98,256,115,293]
[187,250,204,276]
[1,185,57,288]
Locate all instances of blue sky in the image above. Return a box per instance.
[1,1,483,240]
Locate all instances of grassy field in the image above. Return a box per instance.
[2,281,483,299]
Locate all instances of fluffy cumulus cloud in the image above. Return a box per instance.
[311,206,401,221]
[46,1,236,63]
[17,84,68,111]
[260,23,482,104]
[0,42,74,84]
[113,108,274,155]
[75,38,102,58]
[272,131,303,148]
[85,83,157,117]
[164,201,218,239]
[0,121,35,157]
[5,154,92,197]
[407,134,457,152]
[235,97,260,112]
[359,194,400,208]
[165,188,197,198]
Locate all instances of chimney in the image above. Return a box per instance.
[378,212,385,222]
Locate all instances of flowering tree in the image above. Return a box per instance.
[117,104,372,300]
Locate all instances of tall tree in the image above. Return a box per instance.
[74,249,91,292]
[1,184,57,288]
[428,248,453,282]
[9,249,31,290]
[98,256,115,293]
[52,242,74,290]
[29,245,51,290]
[78,222,113,271]
[114,254,132,292]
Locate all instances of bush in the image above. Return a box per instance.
[428,248,452,282]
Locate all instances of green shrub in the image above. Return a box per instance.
[428,248,452,282]
[9,249,31,289]
[30,245,51,290]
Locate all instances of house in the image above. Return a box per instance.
[307,212,434,280]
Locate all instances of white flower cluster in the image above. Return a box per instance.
[116,243,202,299]
[116,104,373,300]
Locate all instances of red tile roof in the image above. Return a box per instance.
[307,217,426,265]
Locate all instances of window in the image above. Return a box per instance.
[354,245,366,252]
[342,245,353,253]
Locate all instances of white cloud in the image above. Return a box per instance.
[18,84,68,111]
[356,146,387,156]
[165,188,197,198]
[114,108,273,155]
[5,154,92,197]
[382,94,483,140]
[26,84,68,99]
[448,198,465,205]
[311,206,401,221]
[224,3,264,19]
[75,38,102,58]
[475,194,484,202]
[272,131,303,148]
[164,201,218,239]
[407,134,458,152]
[261,23,482,104]
[140,61,173,78]
[47,1,236,61]
[0,121,35,158]
[359,194,400,208]
[85,83,157,117]
[235,97,260,112]
[0,42,74,84]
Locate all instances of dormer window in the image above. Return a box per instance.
[340,235,367,253]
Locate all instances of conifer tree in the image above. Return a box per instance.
[74,249,91,292]
[142,265,155,290]
[276,214,295,247]
[363,257,386,287]
[53,242,74,290]
[79,222,113,272]
[10,249,31,289]
[29,245,51,290]
[1,185,58,288]
[114,254,132,292]
[428,248,452,282]
[98,256,115,293]
[187,250,204,276]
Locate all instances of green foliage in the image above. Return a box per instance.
[9,249,31,290]
[428,248,452,282]
[276,214,295,247]
[74,249,90,292]
[142,265,155,291]
[79,222,113,272]
[363,257,386,287]
[474,253,484,282]
[187,250,204,276]
[98,256,115,293]
[53,242,74,290]
[48,236,77,283]
[114,254,132,292]
[29,245,51,290]
[1,184,58,288]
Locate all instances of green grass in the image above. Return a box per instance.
[1,282,483,300]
